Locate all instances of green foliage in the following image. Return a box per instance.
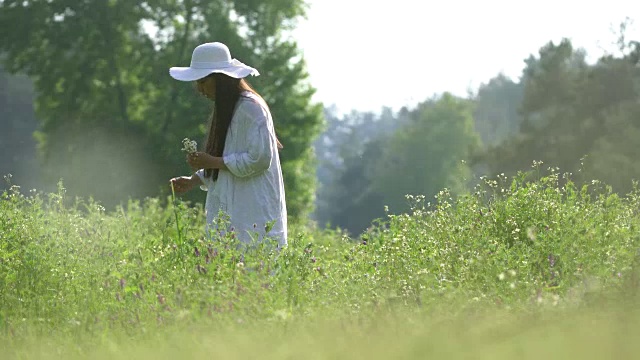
[313,107,405,234]
[472,73,524,147]
[0,0,323,221]
[2,168,640,346]
[373,93,481,215]
[316,96,481,237]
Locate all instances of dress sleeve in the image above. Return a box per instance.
[223,103,275,178]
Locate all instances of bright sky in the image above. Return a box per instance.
[293,0,640,114]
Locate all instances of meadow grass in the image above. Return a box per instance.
[1,166,640,359]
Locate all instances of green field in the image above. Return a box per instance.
[2,168,640,359]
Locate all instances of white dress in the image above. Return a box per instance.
[195,91,287,248]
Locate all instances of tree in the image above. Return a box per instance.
[313,106,405,233]
[314,96,480,236]
[0,0,323,221]
[372,93,481,214]
[472,73,524,147]
[585,101,640,192]
[479,39,590,175]
[479,37,640,194]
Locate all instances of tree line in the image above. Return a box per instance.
[315,36,640,235]
[1,2,639,235]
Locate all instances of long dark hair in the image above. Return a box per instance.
[204,73,259,180]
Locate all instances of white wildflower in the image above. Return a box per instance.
[526,227,536,241]
[181,138,198,154]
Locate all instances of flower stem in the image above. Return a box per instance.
[170,182,183,250]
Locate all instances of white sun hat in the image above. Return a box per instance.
[169,42,259,81]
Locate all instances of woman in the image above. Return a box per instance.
[169,42,287,249]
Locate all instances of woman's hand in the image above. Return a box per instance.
[187,151,215,170]
[170,175,196,194]
[187,152,227,171]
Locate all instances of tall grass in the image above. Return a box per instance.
[1,166,639,359]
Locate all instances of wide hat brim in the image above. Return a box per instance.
[169,60,259,81]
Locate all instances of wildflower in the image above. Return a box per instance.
[526,227,536,241]
[181,138,198,154]
[194,247,200,257]
[311,256,316,263]
[498,273,506,281]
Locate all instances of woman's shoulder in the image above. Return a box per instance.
[237,91,270,119]
[239,91,267,107]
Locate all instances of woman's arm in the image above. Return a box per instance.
[187,153,228,171]
[223,122,273,178]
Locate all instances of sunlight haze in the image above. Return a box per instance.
[294,0,640,114]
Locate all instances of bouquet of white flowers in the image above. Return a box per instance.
[181,138,198,154]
